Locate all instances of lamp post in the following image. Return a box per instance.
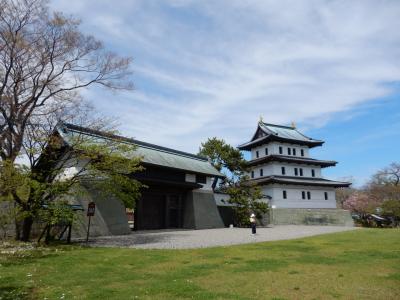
[270,204,276,227]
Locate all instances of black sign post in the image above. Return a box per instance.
[86,202,96,243]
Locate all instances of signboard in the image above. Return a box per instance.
[86,202,96,242]
[87,202,96,217]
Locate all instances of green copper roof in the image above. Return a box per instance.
[260,122,320,142]
[238,121,324,150]
[58,123,223,177]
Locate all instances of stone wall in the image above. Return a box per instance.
[0,201,16,239]
[271,208,354,226]
[70,187,131,238]
[183,190,224,229]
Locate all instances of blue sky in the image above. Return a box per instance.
[51,1,400,186]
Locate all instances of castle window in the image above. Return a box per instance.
[283,190,287,199]
[301,149,304,156]
[281,167,286,175]
[251,171,254,178]
[300,168,303,176]
[256,150,259,158]
[279,146,283,154]
[324,192,328,200]
[307,191,311,200]
[287,148,291,155]
[312,169,315,177]
[302,191,306,199]
[293,148,296,156]
[294,168,298,176]
[265,148,268,155]
[259,169,263,177]
[196,174,207,184]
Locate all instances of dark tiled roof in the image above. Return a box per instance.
[250,175,351,188]
[247,155,337,168]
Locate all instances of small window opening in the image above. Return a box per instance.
[196,174,207,184]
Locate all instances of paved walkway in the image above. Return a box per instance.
[84,225,358,249]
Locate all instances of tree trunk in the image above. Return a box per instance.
[21,215,33,241]
[15,218,21,240]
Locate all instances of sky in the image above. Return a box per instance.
[51,0,400,187]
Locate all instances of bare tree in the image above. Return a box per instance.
[0,0,132,163]
[364,162,400,204]
[0,0,137,241]
[373,163,400,186]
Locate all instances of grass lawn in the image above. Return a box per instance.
[1,229,399,300]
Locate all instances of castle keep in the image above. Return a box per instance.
[237,120,353,226]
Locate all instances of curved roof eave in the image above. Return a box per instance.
[249,175,351,188]
[55,123,224,178]
[238,122,324,150]
[246,155,337,168]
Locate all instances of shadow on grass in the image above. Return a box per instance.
[0,251,59,267]
[386,272,400,281]
[85,232,192,247]
[0,286,33,300]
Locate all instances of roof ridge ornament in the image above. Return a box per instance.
[291,121,296,129]
[259,115,264,124]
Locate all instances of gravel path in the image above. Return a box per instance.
[83,225,358,249]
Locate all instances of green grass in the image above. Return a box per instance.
[1,229,399,299]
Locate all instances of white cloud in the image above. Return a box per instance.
[51,0,400,152]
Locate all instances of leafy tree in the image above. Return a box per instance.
[198,137,247,182]
[381,200,400,220]
[335,177,355,208]
[225,177,267,227]
[0,128,143,241]
[199,137,268,226]
[342,192,382,215]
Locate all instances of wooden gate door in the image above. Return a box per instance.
[166,194,182,228]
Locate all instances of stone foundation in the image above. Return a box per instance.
[271,208,354,226]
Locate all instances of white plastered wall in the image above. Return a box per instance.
[262,184,337,209]
[251,142,310,159]
[185,173,214,191]
[250,162,322,179]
